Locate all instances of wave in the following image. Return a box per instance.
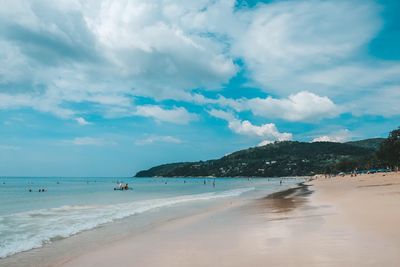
[0,187,254,258]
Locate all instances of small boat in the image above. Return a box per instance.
[114,183,130,191]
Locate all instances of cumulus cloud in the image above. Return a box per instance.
[87,0,238,97]
[208,109,292,143]
[135,135,182,145]
[229,120,292,141]
[312,129,351,143]
[245,91,338,121]
[0,0,236,120]
[135,105,197,124]
[207,91,339,122]
[0,0,399,122]
[229,0,400,116]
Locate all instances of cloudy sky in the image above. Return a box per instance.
[1,0,399,176]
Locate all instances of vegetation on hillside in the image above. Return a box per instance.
[345,138,385,151]
[135,129,399,178]
[378,128,400,168]
[135,140,381,177]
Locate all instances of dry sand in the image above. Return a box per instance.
[54,172,400,267]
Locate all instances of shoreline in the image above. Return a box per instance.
[2,173,400,266]
[0,182,298,267]
[55,185,310,267]
[134,176,311,179]
[61,172,400,267]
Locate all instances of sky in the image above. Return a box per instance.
[0,0,399,177]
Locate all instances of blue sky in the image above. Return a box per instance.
[0,0,399,176]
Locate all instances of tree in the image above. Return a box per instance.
[378,127,400,169]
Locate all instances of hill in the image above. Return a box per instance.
[346,138,385,151]
[135,140,383,178]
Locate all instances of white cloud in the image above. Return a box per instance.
[312,129,351,143]
[211,91,338,122]
[86,0,238,98]
[349,86,400,117]
[135,105,197,124]
[135,135,182,145]
[186,1,399,118]
[65,137,109,146]
[228,0,400,117]
[257,140,274,147]
[229,120,292,141]
[312,136,337,142]
[75,117,91,125]
[245,91,339,121]
[303,64,400,89]
[0,0,399,121]
[0,93,75,118]
[232,0,382,95]
[208,109,292,143]
[0,0,237,118]
[208,109,235,121]
[182,91,339,122]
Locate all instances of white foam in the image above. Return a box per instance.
[0,187,254,258]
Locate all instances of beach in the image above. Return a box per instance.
[1,173,400,267]
[1,1,398,266]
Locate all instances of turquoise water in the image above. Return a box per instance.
[0,177,300,258]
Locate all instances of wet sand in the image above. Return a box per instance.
[2,173,400,267]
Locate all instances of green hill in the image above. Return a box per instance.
[345,138,385,151]
[135,140,383,178]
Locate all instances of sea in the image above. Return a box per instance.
[0,176,301,259]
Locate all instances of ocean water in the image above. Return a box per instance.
[0,176,300,258]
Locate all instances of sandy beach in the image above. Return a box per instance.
[61,172,400,267]
[2,173,400,267]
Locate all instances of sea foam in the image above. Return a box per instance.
[0,187,254,258]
